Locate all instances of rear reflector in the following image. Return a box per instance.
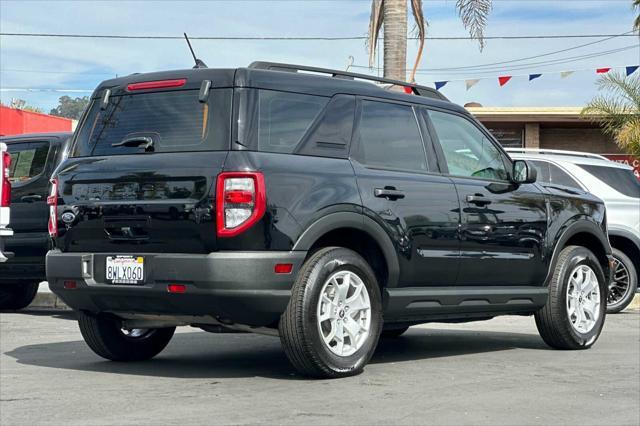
[127,79,187,91]
[274,263,293,274]
[63,280,77,289]
[167,284,186,294]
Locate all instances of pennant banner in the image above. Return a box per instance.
[529,73,542,81]
[498,76,512,87]
[560,71,574,79]
[626,66,639,76]
[596,67,612,74]
[465,79,480,90]
[435,81,448,90]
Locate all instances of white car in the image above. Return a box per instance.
[507,148,639,313]
[0,142,13,263]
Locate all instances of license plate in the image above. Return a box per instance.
[106,256,145,285]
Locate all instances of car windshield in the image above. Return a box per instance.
[578,164,640,198]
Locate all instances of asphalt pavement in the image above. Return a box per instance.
[1,310,638,425]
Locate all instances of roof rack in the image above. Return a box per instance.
[248,61,448,102]
[504,148,610,161]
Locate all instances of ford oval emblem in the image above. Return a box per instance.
[61,212,76,224]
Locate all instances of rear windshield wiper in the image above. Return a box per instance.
[111,136,154,151]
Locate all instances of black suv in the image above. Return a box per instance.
[47,63,613,378]
[0,132,72,310]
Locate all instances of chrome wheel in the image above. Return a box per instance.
[121,328,152,339]
[566,265,601,334]
[608,257,632,307]
[317,270,371,357]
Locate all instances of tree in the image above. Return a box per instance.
[368,0,492,82]
[49,96,89,120]
[634,0,640,31]
[582,72,640,157]
[1,99,42,113]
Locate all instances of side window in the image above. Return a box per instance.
[548,163,581,189]
[7,142,49,184]
[257,90,329,154]
[529,160,551,183]
[428,110,509,181]
[356,100,427,172]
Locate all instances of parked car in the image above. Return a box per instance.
[0,142,11,263]
[0,132,72,310]
[507,148,639,313]
[47,63,613,378]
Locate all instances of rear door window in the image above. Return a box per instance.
[529,160,582,189]
[7,142,49,184]
[71,89,232,157]
[578,164,640,198]
[354,100,428,172]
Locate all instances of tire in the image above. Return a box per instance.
[279,247,383,378]
[535,245,607,350]
[381,326,409,338]
[606,248,638,314]
[77,311,175,361]
[0,282,39,310]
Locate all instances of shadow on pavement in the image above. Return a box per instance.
[5,327,548,380]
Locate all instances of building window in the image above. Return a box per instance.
[485,124,524,148]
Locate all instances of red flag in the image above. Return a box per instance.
[596,68,611,74]
[498,76,512,86]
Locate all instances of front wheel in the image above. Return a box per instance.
[535,245,607,350]
[606,248,638,314]
[279,247,383,378]
[77,311,175,361]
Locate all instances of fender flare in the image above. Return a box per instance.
[607,227,640,251]
[544,219,611,286]
[292,212,400,288]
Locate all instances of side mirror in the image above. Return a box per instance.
[512,160,537,184]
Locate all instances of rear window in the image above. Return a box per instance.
[579,164,640,198]
[7,142,49,184]
[71,89,231,157]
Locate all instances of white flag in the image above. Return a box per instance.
[465,79,480,90]
[560,71,574,79]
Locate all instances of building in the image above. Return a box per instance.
[467,106,639,178]
[0,106,75,137]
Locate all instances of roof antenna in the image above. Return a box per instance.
[184,33,207,69]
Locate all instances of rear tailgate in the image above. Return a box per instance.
[53,82,233,255]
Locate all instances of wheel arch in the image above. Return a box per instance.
[608,229,640,279]
[292,212,400,289]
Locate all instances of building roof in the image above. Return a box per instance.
[466,106,588,123]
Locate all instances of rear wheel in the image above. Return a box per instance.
[0,282,39,310]
[606,248,638,314]
[279,247,383,378]
[77,311,175,361]
[535,245,606,350]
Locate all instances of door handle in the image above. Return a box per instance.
[374,187,405,200]
[466,194,492,205]
[20,194,42,203]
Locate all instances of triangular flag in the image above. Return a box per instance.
[435,81,448,90]
[465,79,480,90]
[529,74,542,81]
[596,68,611,74]
[626,66,639,76]
[560,71,574,79]
[498,76,512,87]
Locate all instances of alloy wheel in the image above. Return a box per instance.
[566,265,601,334]
[607,256,632,307]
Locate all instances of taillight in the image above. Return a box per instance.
[47,178,58,237]
[126,79,186,91]
[1,150,10,207]
[216,172,266,238]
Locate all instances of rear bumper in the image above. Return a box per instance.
[47,250,307,326]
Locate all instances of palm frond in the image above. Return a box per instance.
[634,0,640,31]
[367,0,385,68]
[617,119,640,156]
[595,72,640,110]
[455,0,492,50]
[409,0,428,82]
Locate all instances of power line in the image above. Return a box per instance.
[1,32,638,41]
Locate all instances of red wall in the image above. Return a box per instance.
[0,106,73,136]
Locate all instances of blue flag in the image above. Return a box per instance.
[435,81,448,90]
[529,74,542,81]
[626,66,639,76]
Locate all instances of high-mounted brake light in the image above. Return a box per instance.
[1,150,11,208]
[47,178,58,237]
[216,172,266,238]
[126,79,187,91]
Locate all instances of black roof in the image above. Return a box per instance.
[92,62,468,116]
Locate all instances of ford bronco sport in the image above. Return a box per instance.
[47,62,613,378]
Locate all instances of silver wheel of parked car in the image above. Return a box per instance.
[317,270,371,357]
[566,264,601,334]
[608,256,632,306]
[121,328,153,339]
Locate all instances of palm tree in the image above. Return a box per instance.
[634,0,640,31]
[582,72,640,157]
[368,0,492,82]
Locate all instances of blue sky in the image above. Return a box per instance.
[1,0,638,112]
